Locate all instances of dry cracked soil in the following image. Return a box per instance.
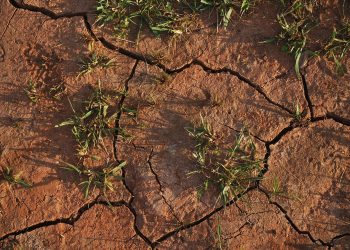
[0,0,350,249]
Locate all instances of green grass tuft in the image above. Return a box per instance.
[186,116,261,205]
[24,80,39,103]
[56,83,116,156]
[273,1,316,78]
[61,161,126,199]
[324,19,350,76]
[78,42,115,77]
[96,0,254,38]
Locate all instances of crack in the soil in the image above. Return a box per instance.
[0,8,17,41]
[258,187,350,248]
[259,114,332,178]
[329,233,350,249]
[255,115,350,248]
[80,18,294,116]
[223,220,253,240]
[95,33,294,115]
[326,112,350,126]
[258,121,298,179]
[151,185,258,248]
[8,0,93,19]
[300,69,350,127]
[113,60,139,160]
[146,149,182,224]
[110,59,154,246]
[300,72,315,119]
[0,196,127,241]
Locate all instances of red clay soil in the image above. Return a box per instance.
[1,0,350,249]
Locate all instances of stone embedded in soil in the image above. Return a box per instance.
[263,119,350,243]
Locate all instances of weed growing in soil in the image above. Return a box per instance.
[78,42,115,77]
[263,176,302,201]
[0,166,32,188]
[122,106,138,118]
[96,0,193,38]
[186,114,214,166]
[209,93,222,107]
[61,161,125,198]
[270,176,287,197]
[118,127,134,142]
[186,116,261,204]
[292,101,306,121]
[24,80,39,103]
[96,0,254,38]
[199,0,254,27]
[324,19,350,76]
[272,1,316,78]
[56,84,116,156]
[49,83,66,100]
[215,217,223,249]
[144,92,159,106]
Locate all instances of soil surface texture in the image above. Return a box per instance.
[1,0,350,249]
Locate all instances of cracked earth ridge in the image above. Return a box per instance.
[258,187,350,249]
[2,0,350,248]
[0,197,128,241]
[147,149,183,224]
[110,60,154,246]
[300,73,315,119]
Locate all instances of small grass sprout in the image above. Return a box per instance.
[216,218,223,250]
[1,166,32,188]
[153,72,172,85]
[185,114,215,166]
[145,93,159,106]
[49,83,66,100]
[240,0,251,15]
[267,176,301,201]
[270,176,287,197]
[24,80,39,103]
[78,42,115,77]
[118,127,134,143]
[122,107,138,118]
[61,161,126,199]
[292,101,306,121]
[210,94,222,107]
